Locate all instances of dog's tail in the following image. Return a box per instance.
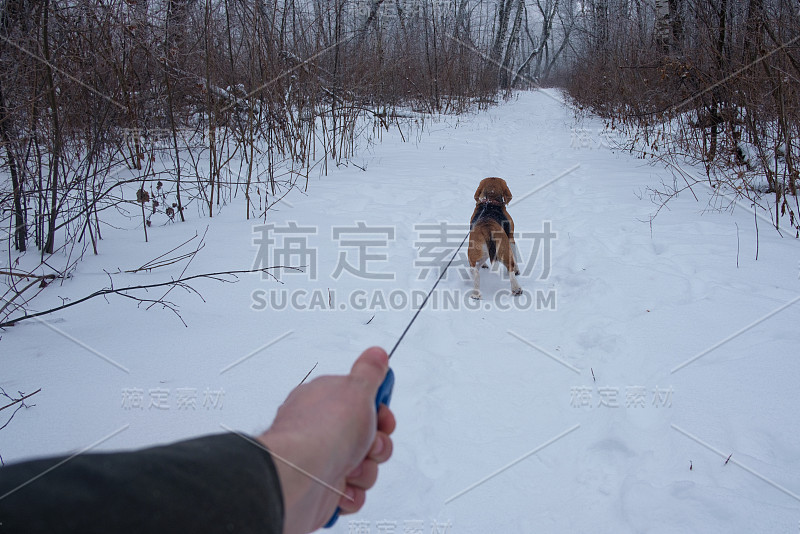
[487,234,497,263]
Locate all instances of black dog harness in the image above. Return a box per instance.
[471,202,512,237]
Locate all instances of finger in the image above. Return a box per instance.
[377,404,396,435]
[338,486,367,515]
[346,458,379,490]
[350,346,389,393]
[368,432,393,463]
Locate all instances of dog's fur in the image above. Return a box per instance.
[468,177,522,299]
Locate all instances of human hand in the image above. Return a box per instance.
[258,347,396,534]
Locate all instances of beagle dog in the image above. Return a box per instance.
[468,177,522,299]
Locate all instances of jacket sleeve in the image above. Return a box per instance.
[0,432,284,534]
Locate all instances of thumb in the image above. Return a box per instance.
[350,346,389,394]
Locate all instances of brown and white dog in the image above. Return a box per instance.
[468,177,522,299]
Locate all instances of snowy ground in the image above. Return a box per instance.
[3,90,800,532]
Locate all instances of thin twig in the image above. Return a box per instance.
[146,227,209,310]
[127,231,201,273]
[0,271,56,280]
[0,388,41,412]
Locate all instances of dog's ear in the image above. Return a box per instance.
[474,185,483,202]
[502,182,512,204]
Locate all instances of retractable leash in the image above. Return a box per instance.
[324,229,472,528]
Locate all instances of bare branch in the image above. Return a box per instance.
[0,266,301,328]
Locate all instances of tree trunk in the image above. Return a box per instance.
[490,0,514,85]
[500,0,524,89]
[707,0,728,165]
[41,0,61,256]
[668,0,684,49]
[0,80,25,251]
[654,0,672,51]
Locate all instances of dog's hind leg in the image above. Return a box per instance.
[511,242,520,275]
[471,264,482,300]
[495,232,522,296]
[508,269,522,296]
[468,240,490,300]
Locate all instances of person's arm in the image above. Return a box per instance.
[0,433,284,534]
[0,347,395,534]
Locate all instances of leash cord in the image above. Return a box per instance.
[388,205,488,359]
[388,232,469,358]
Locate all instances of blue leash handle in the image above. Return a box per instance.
[324,367,395,528]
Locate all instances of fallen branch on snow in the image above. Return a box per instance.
[0,266,302,328]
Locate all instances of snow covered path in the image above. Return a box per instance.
[4,90,800,532]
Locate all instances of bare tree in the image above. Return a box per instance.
[565,0,800,234]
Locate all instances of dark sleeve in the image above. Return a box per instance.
[0,433,284,534]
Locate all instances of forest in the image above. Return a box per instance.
[0,0,798,267]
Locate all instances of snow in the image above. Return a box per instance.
[3,89,800,532]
